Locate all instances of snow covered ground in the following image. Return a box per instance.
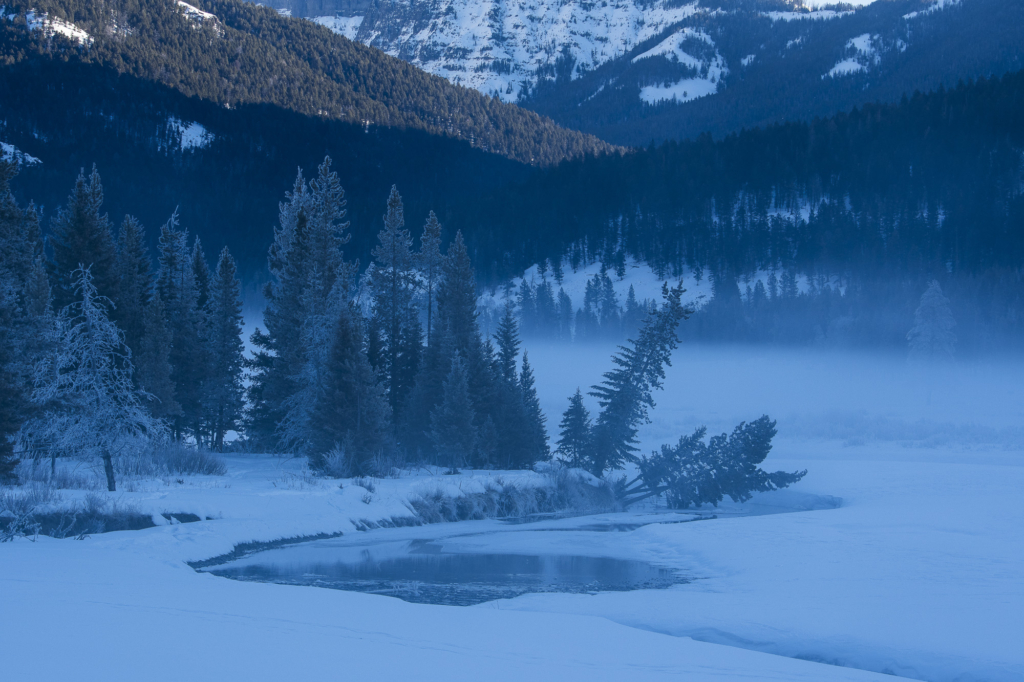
[3,344,1023,681]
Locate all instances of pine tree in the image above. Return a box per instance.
[781,270,798,299]
[417,211,444,348]
[586,284,691,476]
[556,389,591,469]
[0,157,50,481]
[0,367,21,483]
[307,296,392,473]
[627,417,805,509]
[430,354,476,474]
[112,215,152,361]
[436,231,479,355]
[402,324,456,458]
[206,247,245,450]
[156,210,206,441]
[29,268,161,491]
[494,301,520,385]
[410,230,494,458]
[369,186,422,421]
[491,304,528,467]
[535,279,557,338]
[517,279,536,336]
[192,237,212,311]
[47,166,117,309]
[136,295,179,421]
[622,285,644,338]
[599,273,620,337]
[907,280,956,360]
[557,287,574,341]
[519,352,548,466]
[249,158,352,449]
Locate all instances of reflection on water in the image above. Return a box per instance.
[210,541,686,606]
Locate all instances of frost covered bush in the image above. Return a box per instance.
[320,447,352,479]
[15,459,101,490]
[407,486,461,523]
[151,442,227,476]
[1,487,153,540]
[407,470,616,525]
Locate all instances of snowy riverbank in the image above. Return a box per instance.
[3,344,1023,681]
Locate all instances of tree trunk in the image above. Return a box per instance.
[101,451,116,492]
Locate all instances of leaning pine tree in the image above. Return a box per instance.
[584,283,691,477]
[622,416,806,509]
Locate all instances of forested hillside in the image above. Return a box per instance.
[0,58,529,275]
[0,0,612,165]
[476,71,1024,352]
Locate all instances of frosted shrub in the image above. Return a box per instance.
[15,459,101,490]
[367,449,403,478]
[151,443,227,476]
[320,446,352,479]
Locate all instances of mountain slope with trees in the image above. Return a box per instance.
[0,0,612,165]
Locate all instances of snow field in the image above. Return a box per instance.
[3,343,1022,681]
[1,454,902,681]
[518,342,1024,681]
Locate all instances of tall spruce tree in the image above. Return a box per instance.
[113,215,152,359]
[192,237,212,311]
[113,214,178,421]
[494,301,520,385]
[0,156,50,481]
[402,323,456,457]
[306,294,391,473]
[156,210,206,441]
[369,186,422,422]
[519,352,548,466]
[417,211,444,348]
[249,157,351,450]
[436,231,480,354]
[908,280,956,360]
[557,288,574,341]
[491,303,529,467]
[556,389,591,469]
[430,354,476,473]
[206,247,245,450]
[407,230,492,459]
[136,295,179,421]
[47,166,117,309]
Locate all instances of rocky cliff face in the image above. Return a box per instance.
[278,0,705,101]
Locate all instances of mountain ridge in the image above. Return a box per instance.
[274,0,1024,145]
[0,0,614,164]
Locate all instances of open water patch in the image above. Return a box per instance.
[207,538,685,606]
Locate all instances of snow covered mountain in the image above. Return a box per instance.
[275,0,703,101]
[266,0,1023,145]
